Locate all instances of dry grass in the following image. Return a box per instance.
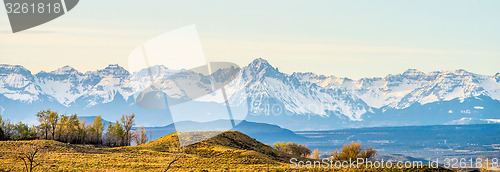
[0,131,452,172]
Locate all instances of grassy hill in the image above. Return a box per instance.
[141,131,303,163]
[0,131,452,171]
[143,120,308,145]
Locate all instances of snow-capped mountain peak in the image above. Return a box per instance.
[51,65,79,75]
[402,69,425,78]
[0,59,499,125]
[246,58,278,74]
[0,64,33,77]
[97,64,130,78]
[0,64,39,103]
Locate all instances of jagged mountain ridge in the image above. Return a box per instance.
[240,59,500,120]
[1,59,499,129]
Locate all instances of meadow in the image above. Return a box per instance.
[0,131,458,172]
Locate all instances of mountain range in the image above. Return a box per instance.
[1,58,499,130]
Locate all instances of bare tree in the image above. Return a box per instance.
[17,142,43,172]
[132,126,148,145]
[163,140,184,172]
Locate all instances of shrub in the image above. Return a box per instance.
[330,142,376,161]
[311,148,319,159]
[273,141,311,158]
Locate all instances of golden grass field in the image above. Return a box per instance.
[0,131,454,172]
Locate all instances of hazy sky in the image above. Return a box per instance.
[1,0,499,79]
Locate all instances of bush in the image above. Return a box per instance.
[311,148,319,159]
[330,142,376,161]
[273,141,311,157]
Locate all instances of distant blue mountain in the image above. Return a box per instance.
[75,117,307,145]
[142,120,307,145]
[78,116,113,127]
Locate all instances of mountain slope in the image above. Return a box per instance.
[141,131,303,163]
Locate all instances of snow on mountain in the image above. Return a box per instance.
[0,59,499,122]
[128,65,182,99]
[35,66,87,106]
[480,73,500,101]
[445,117,500,125]
[239,58,370,120]
[81,65,134,106]
[289,67,500,112]
[412,70,480,102]
[0,64,41,103]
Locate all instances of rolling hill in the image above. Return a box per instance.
[0,131,305,171]
[0,131,456,171]
[143,120,307,145]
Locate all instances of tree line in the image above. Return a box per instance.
[0,110,149,146]
[273,141,376,160]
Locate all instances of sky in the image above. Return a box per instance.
[0,0,499,79]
